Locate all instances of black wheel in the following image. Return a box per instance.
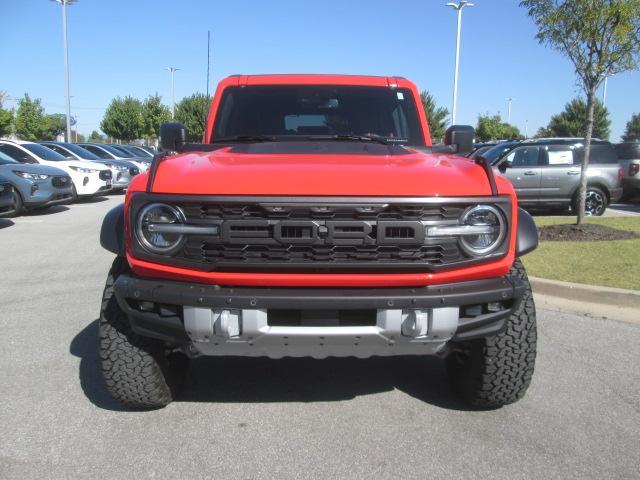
[71,184,78,202]
[446,259,537,408]
[577,186,607,216]
[99,257,188,409]
[7,190,23,218]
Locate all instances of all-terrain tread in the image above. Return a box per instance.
[99,257,176,409]
[447,259,537,408]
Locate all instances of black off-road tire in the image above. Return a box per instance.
[446,259,537,408]
[99,257,188,409]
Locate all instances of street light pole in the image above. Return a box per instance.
[446,1,474,125]
[52,0,76,142]
[506,97,513,124]
[164,67,180,118]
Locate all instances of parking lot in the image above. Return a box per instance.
[0,195,638,479]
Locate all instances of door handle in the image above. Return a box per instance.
[523,171,537,176]
[567,171,580,175]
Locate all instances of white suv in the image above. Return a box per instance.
[0,140,112,199]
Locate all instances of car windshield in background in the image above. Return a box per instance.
[615,143,640,160]
[212,85,425,146]
[0,152,19,165]
[483,143,519,164]
[128,146,153,157]
[111,146,135,158]
[62,143,101,160]
[101,145,133,158]
[22,143,68,161]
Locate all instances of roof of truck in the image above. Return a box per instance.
[220,74,415,88]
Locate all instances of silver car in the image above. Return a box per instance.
[614,142,640,199]
[40,142,140,192]
[494,139,623,216]
[77,143,150,173]
[0,151,73,217]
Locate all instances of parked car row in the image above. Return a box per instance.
[469,138,639,216]
[0,140,153,218]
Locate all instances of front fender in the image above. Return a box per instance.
[100,204,125,255]
[516,208,538,257]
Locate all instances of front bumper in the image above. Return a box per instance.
[113,273,526,358]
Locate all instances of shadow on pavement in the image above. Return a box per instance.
[24,205,69,216]
[0,218,14,229]
[70,319,127,412]
[76,195,109,204]
[71,320,472,412]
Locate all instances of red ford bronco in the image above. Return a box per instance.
[100,74,538,409]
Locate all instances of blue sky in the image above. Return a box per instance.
[2,0,639,140]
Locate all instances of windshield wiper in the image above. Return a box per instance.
[306,134,390,145]
[212,135,277,143]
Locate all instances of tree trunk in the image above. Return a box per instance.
[577,87,597,225]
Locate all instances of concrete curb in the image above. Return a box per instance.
[530,277,640,310]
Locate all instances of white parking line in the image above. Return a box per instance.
[12,219,44,223]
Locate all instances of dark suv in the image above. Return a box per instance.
[493,139,623,216]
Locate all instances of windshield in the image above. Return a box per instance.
[483,143,519,164]
[22,143,68,161]
[127,146,153,157]
[212,85,425,146]
[0,151,19,165]
[109,145,135,158]
[61,143,101,160]
[615,143,640,160]
[99,145,132,158]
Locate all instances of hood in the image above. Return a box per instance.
[150,143,497,196]
[0,163,69,177]
[54,160,110,171]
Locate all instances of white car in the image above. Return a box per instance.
[0,140,112,198]
[77,143,150,172]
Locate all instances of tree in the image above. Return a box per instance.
[622,113,640,141]
[521,0,640,224]
[88,130,105,143]
[14,94,49,141]
[0,106,13,138]
[420,91,449,142]
[41,113,67,140]
[540,98,611,139]
[75,132,86,143]
[141,94,171,141]
[100,96,143,141]
[175,93,212,142]
[475,114,523,142]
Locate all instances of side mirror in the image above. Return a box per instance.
[444,125,475,154]
[498,162,508,173]
[159,122,187,152]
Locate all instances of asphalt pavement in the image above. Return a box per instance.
[0,195,639,480]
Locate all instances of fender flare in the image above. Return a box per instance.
[516,207,538,257]
[100,204,125,255]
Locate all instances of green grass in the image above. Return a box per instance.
[521,216,640,290]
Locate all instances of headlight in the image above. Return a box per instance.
[136,203,186,254]
[69,166,100,174]
[459,205,506,256]
[14,171,49,181]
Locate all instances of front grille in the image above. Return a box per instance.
[99,170,112,181]
[52,176,71,188]
[180,203,464,222]
[130,195,511,273]
[183,241,463,265]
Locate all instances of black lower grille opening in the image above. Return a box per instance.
[268,309,377,327]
